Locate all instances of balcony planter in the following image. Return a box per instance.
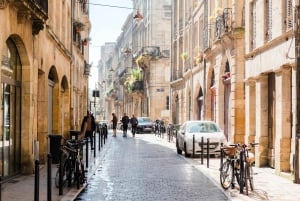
[124,69,143,92]
[180,52,188,61]
[83,37,91,46]
[74,21,85,32]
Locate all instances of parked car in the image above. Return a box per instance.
[136,117,153,133]
[176,120,227,157]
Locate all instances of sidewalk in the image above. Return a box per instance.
[141,134,300,201]
[1,133,110,201]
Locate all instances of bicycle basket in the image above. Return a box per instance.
[223,146,236,158]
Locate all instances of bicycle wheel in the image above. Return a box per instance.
[244,163,254,195]
[220,160,233,189]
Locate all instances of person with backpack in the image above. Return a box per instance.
[130,114,138,138]
[121,113,130,137]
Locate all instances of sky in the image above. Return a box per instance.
[88,0,133,88]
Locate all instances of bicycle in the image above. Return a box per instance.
[55,138,86,189]
[219,144,242,190]
[239,142,258,195]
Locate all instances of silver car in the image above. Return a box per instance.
[176,120,227,157]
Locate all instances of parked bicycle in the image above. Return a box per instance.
[219,144,241,190]
[55,138,86,189]
[239,142,258,195]
[219,142,258,195]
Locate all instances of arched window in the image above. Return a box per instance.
[0,38,22,178]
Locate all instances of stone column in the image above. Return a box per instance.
[245,79,256,144]
[255,75,269,167]
[275,68,291,173]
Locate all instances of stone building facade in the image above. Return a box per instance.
[99,0,172,122]
[171,0,300,180]
[0,0,90,179]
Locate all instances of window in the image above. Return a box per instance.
[265,0,272,42]
[284,0,293,31]
[250,1,256,50]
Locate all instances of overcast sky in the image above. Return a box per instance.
[88,0,133,88]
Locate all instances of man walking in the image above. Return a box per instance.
[130,114,138,138]
[121,113,130,137]
[81,111,96,149]
[111,113,118,137]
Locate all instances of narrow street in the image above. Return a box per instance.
[75,131,230,201]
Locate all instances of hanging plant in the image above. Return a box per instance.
[180,52,188,61]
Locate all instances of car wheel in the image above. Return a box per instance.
[176,140,182,154]
[184,143,191,157]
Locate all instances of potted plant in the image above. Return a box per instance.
[83,37,91,46]
[180,52,188,61]
[74,20,85,32]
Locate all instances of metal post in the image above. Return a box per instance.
[220,143,224,170]
[201,137,204,164]
[192,134,195,158]
[207,138,209,168]
[94,131,96,157]
[99,126,101,151]
[34,160,40,201]
[59,148,63,195]
[0,176,2,201]
[86,139,89,168]
[47,154,52,201]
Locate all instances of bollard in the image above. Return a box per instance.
[207,138,210,168]
[220,143,224,170]
[201,137,204,165]
[0,176,2,201]
[34,160,40,201]
[47,154,52,201]
[101,128,103,147]
[103,129,106,145]
[98,127,101,151]
[86,139,89,168]
[59,147,63,194]
[94,132,96,157]
[192,134,195,158]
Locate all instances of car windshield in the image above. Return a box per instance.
[138,117,152,123]
[187,122,221,133]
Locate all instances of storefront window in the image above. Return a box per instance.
[0,38,22,178]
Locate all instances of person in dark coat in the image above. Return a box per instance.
[111,113,118,137]
[130,114,138,138]
[121,113,130,137]
[81,111,96,149]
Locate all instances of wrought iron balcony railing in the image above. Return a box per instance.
[215,8,232,40]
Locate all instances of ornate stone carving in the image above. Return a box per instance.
[0,0,8,9]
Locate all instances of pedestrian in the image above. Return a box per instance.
[121,113,130,137]
[81,110,96,149]
[130,114,138,138]
[111,113,118,137]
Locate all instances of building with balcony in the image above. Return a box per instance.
[0,0,90,179]
[171,0,300,180]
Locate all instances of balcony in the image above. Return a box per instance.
[12,0,48,35]
[215,8,232,40]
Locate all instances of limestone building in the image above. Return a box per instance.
[0,0,90,179]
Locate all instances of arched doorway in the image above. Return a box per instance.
[0,38,22,178]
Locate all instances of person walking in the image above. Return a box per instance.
[81,111,96,149]
[121,113,130,137]
[111,113,118,137]
[130,114,138,138]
